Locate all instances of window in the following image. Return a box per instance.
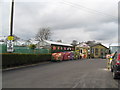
[53,46,56,50]
[58,46,60,50]
[101,49,103,56]
[61,47,63,50]
[76,47,79,50]
[72,48,74,50]
[95,48,98,56]
[91,48,94,53]
[80,49,82,53]
[67,47,70,50]
[101,49,103,53]
[64,47,66,50]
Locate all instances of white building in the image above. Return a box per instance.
[0,36,7,44]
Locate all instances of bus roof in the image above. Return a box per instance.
[44,40,73,47]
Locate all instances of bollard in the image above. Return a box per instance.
[107,58,110,70]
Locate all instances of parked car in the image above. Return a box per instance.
[110,52,120,79]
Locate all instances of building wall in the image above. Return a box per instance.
[75,47,89,59]
[91,45,108,58]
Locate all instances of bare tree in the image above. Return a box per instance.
[71,40,78,46]
[57,40,62,42]
[36,27,52,41]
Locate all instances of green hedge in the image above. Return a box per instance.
[2,53,51,69]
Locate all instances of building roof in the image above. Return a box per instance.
[44,40,73,47]
[0,36,7,41]
[110,43,120,46]
[77,42,90,48]
[91,43,109,49]
[102,43,110,48]
[30,40,39,44]
[15,40,26,45]
[0,42,4,44]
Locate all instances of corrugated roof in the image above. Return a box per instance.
[44,40,73,47]
[0,36,7,41]
[15,40,26,45]
[102,43,110,48]
[30,41,39,44]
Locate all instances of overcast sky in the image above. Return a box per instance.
[1,0,119,43]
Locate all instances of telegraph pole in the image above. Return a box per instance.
[10,0,14,36]
[7,0,15,52]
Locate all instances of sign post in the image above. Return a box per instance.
[7,36,14,53]
[7,0,14,53]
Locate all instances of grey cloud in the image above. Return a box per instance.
[2,0,118,43]
[90,22,118,42]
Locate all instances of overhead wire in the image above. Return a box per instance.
[61,1,117,20]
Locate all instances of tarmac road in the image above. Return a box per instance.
[2,59,120,88]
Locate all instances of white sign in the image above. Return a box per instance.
[7,40,14,52]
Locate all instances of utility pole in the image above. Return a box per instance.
[10,0,14,36]
[7,0,15,53]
